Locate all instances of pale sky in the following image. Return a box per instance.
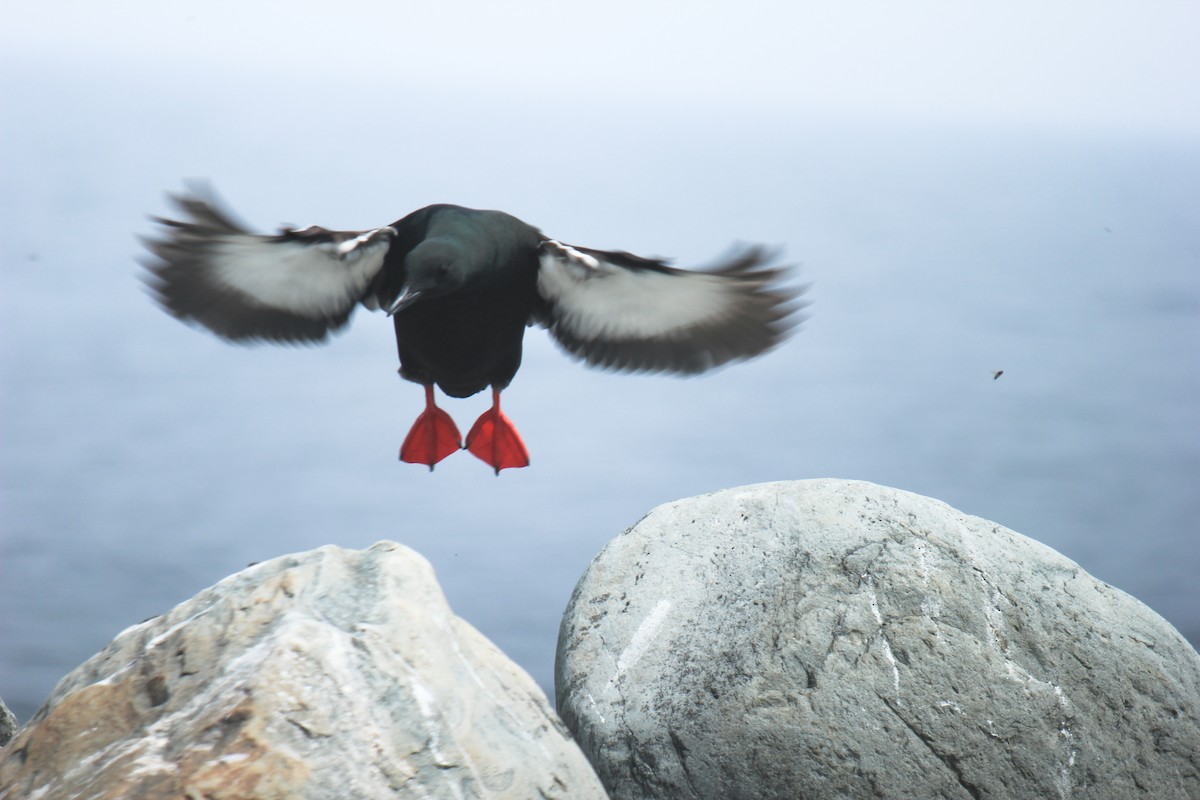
[5,1,1199,137]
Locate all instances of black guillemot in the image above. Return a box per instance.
[142,185,804,473]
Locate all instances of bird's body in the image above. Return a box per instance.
[143,186,803,472]
[384,205,543,397]
[396,284,531,397]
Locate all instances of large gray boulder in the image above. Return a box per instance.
[556,479,1200,799]
[1,541,607,799]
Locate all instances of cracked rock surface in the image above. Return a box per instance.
[0,541,607,799]
[555,479,1200,799]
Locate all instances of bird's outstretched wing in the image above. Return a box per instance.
[142,185,395,343]
[535,240,803,374]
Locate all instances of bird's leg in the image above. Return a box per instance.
[465,387,530,474]
[400,384,463,470]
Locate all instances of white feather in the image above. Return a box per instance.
[537,240,737,341]
[209,228,393,318]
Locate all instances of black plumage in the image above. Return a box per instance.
[142,185,805,470]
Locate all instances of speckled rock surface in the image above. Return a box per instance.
[0,699,15,749]
[556,479,1200,800]
[0,541,607,799]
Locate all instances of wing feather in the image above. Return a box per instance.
[536,240,803,374]
[142,185,394,343]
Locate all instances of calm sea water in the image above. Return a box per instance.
[2,66,1197,723]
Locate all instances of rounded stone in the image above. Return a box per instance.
[556,479,1200,799]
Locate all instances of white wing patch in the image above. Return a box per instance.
[538,240,740,341]
[536,239,799,374]
[210,228,393,318]
[143,187,399,343]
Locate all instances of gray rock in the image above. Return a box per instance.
[1,541,607,799]
[556,479,1200,800]
[0,698,15,748]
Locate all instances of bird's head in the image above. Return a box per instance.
[388,238,471,314]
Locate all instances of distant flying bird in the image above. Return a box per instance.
[993,370,1004,380]
[142,186,803,472]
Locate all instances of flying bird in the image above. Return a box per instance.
[142,186,803,472]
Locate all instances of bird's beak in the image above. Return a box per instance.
[387,286,424,315]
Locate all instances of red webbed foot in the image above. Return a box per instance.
[400,385,463,470]
[465,387,530,474]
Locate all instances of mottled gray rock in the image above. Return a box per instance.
[0,698,15,748]
[1,541,607,800]
[556,479,1200,800]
